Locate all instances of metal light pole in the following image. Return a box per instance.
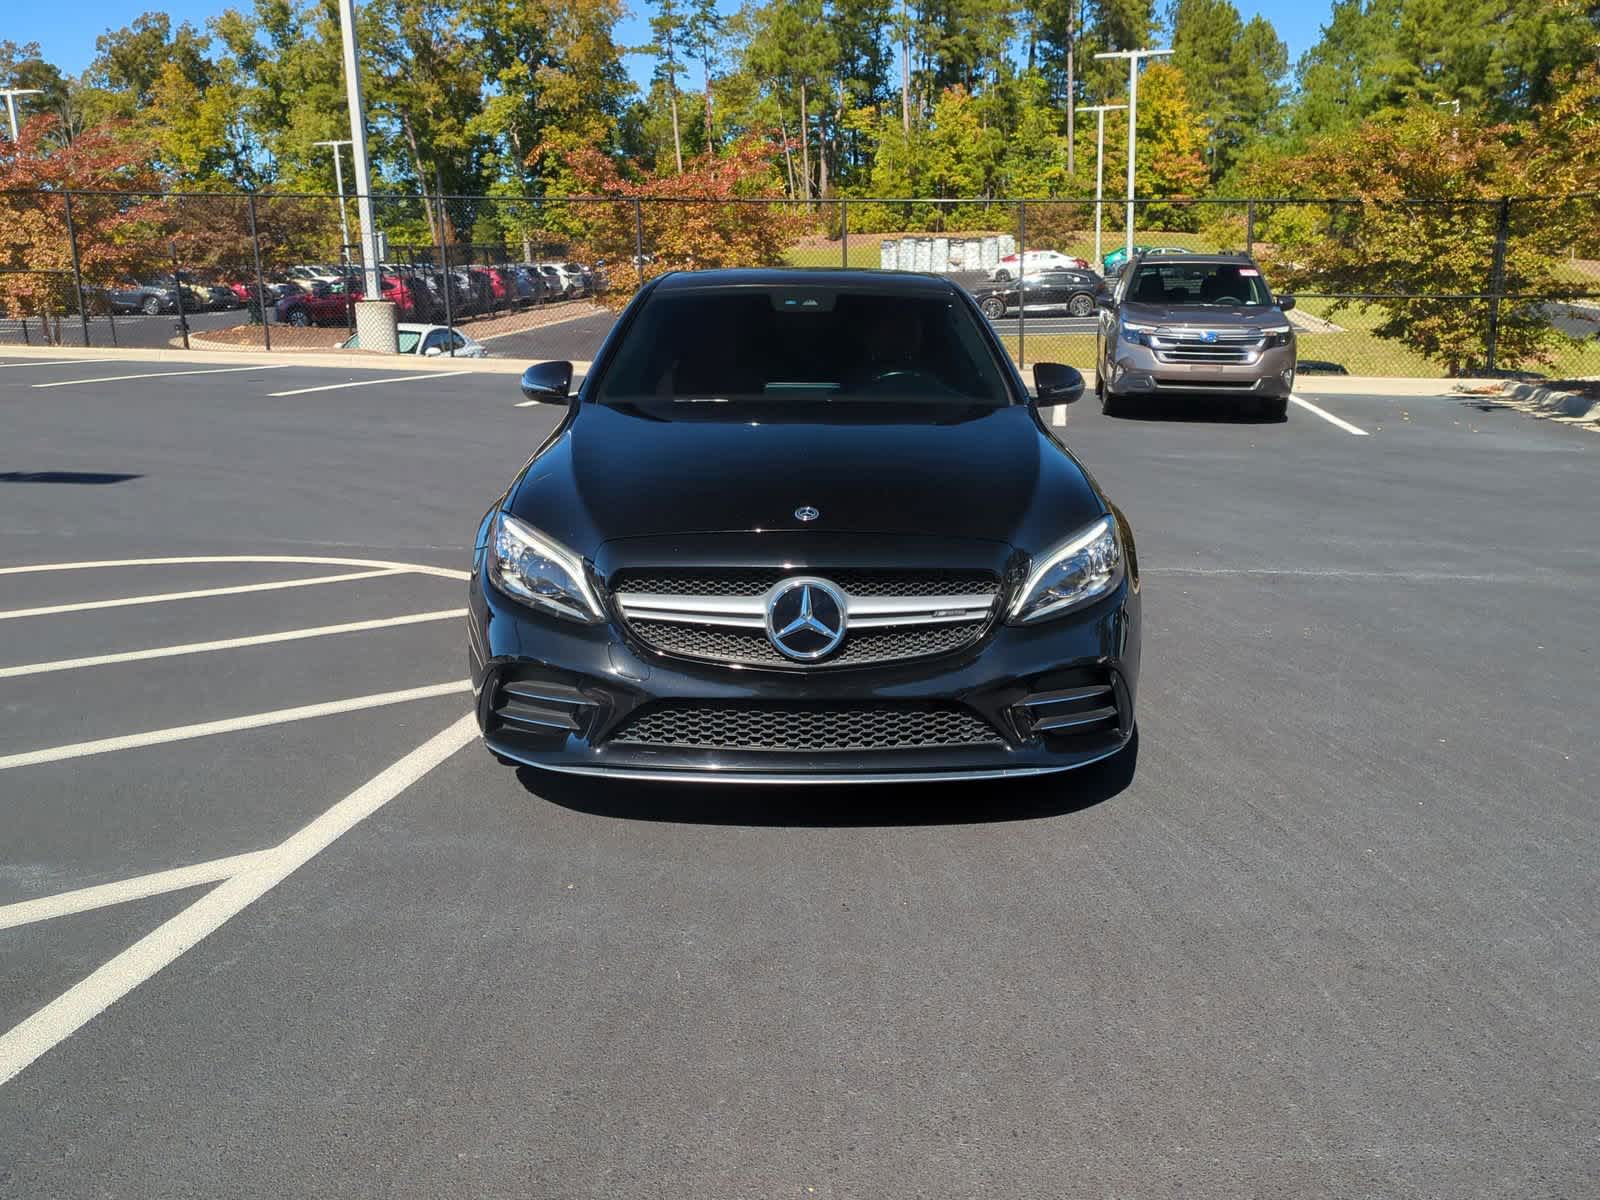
[2,87,45,140]
[335,0,396,350]
[1093,48,1172,261]
[1076,103,1126,270]
[313,138,354,262]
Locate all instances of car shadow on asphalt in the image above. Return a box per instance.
[519,732,1138,827]
[1103,396,1286,423]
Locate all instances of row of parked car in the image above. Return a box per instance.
[97,260,604,327]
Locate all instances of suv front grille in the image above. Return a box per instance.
[1151,328,1262,364]
[630,619,984,668]
[611,569,998,598]
[609,702,1003,752]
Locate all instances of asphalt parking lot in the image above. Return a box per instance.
[1,354,1596,1197]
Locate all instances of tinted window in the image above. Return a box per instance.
[596,288,1012,407]
[1129,262,1271,306]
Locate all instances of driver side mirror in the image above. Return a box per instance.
[1277,294,1296,312]
[520,360,573,403]
[1032,362,1084,405]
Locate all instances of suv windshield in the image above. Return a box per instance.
[1128,261,1272,306]
[596,288,1012,406]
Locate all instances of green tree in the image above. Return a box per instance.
[1169,0,1286,177]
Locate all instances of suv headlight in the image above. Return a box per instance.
[1007,516,1124,624]
[488,511,602,623]
[1262,324,1293,349]
[1119,321,1157,347]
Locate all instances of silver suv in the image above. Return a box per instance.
[1095,253,1297,419]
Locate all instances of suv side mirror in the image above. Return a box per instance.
[520,360,573,403]
[1095,293,1115,310]
[1032,362,1084,405]
[1277,294,1296,312]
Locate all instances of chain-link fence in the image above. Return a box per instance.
[3,190,1598,379]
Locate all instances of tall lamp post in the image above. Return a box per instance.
[1076,103,1126,270]
[335,0,396,351]
[313,138,354,262]
[1,87,45,141]
[1093,48,1172,261]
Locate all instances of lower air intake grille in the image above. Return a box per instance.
[609,703,1003,753]
[630,619,984,668]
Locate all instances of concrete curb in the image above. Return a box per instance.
[0,343,587,376]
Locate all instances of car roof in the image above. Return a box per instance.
[651,268,961,296]
[1132,251,1256,266]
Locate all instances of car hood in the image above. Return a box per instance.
[508,400,1108,550]
[1118,301,1289,328]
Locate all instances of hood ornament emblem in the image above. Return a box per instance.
[765,578,847,662]
[794,505,820,522]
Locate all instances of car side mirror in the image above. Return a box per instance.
[520,360,573,403]
[423,345,443,357]
[1277,294,1296,312]
[1032,362,1084,405]
[1095,294,1115,310]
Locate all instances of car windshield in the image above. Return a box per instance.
[344,331,421,353]
[595,288,1013,407]
[1129,262,1272,306]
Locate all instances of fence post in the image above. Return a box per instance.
[246,192,272,352]
[1016,199,1026,371]
[169,240,190,351]
[62,191,92,348]
[632,199,645,286]
[1484,196,1511,373]
[1245,199,1256,256]
[433,194,454,341]
[840,198,849,269]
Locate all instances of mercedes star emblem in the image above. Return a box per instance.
[764,577,848,662]
[794,505,820,522]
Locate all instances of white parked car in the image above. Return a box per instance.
[989,249,1088,281]
[341,323,489,358]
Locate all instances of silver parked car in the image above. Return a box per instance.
[1095,253,1298,420]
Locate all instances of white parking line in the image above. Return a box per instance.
[0,608,467,679]
[0,680,472,773]
[0,359,104,369]
[268,370,471,397]
[30,364,289,389]
[1051,404,1067,427]
[0,712,478,1087]
[0,567,404,623]
[0,553,470,584]
[0,850,273,932]
[1290,393,1369,436]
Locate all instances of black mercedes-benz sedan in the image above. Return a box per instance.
[468,268,1141,785]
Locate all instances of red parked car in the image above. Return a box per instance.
[274,275,415,325]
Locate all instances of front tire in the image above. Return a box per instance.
[1101,385,1135,418]
[287,309,311,328]
[1260,396,1289,422]
[141,296,162,316]
[979,297,1006,321]
[1068,293,1095,317]
[993,269,1011,283]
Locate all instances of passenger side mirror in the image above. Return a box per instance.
[423,345,444,357]
[1095,293,1115,310]
[1032,362,1084,405]
[1277,294,1296,312]
[520,360,573,403]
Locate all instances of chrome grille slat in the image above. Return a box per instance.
[629,619,986,668]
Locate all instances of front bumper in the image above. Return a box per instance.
[1108,341,1296,398]
[468,567,1140,784]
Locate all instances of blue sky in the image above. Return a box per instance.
[10,1,1334,87]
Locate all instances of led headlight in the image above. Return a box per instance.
[488,511,603,623]
[1262,324,1293,348]
[1007,516,1124,624]
[1119,321,1157,347]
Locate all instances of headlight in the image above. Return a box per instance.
[1007,516,1123,624]
[1262,324,1293,349]
[488,511,602,623]
[1119,321,1157,347]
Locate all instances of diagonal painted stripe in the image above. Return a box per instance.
[0,713,479,1087]
[30,364,288,389]
[268,370,472,397]
[0,680,472,772]
[0,554,468,583]
[0,851,273,932]
[0,608,467,679]
[1290,393,1369,436]
[0,567,403,623]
